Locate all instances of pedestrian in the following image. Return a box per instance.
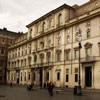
[40,81,42,89]
[44,82,46,89]
[47,82,54,96]
[10,82,12,87]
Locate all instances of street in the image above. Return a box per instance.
[0,85,100,100]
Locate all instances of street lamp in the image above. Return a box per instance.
[77,29,82,96]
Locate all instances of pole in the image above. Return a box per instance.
[77,42,82,96]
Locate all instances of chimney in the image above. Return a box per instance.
[3,27,7,31]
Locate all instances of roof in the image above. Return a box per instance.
[26,4,74,28]
[0,28,23,37]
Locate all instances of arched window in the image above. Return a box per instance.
[58,14,62,26]
[42,22,46,32]
[49,18,52,28]
[40,54,44,65]
[47,52,51,64]
[34,55,37,63]
[29,29,32,39]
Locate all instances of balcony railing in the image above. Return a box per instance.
[81,56,96,63]
[33,62,53,68]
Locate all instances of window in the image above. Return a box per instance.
[27,44,31,54]
[22,50,23,56]
[46,72,49,81]
[28,73,30,80]
[86,48,91,57]
[33,72,35,81]
[34,41,38,51]
[36,26,38,33]
[20,72,22,81]
[47,53,51,65]
[57,33,61,45]
[34,55,37,63]
[21,60,23,67]
[25,49,27,55]
[75,49,79,59]
[56,53,61,62]
[42,22,46,32]
[47,37,51,47]
[67,35,70,43]
[40,41,44,49]
[24,59,26,66]
[10,40,13,44]
[49,18,52,28]
[1,48,5,54]
[75,32,79,41]
[65,51,70,61]
[87,29,91,38]
[58,14,62,26]
[24,72,26,81]
[66,69,69,82]
[2,38,5,43]
[29,29,32,39]
[57,72,60,81]
[75,68,78,82]
[86,47,91,61]
[86,21,91,27]
[40,54,44,65]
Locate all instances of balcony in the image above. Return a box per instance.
[81,56,96,63]
[33,62,53,68]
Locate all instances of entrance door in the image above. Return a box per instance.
[85,67,92,87]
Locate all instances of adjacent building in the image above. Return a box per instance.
[0,28,22,84]
[7,0,100,89]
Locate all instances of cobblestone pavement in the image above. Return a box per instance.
[0,85,100,100]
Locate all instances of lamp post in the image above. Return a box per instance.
[77,29,82,96]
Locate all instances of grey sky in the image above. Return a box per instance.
[0,0,89,32]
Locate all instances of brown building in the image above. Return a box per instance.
[0,28,23,84]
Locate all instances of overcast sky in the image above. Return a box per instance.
[0,0,89,33]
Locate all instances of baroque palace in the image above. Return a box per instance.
[7,0,100,89]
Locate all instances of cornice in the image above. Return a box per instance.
[65,7,100,28]
[26,4,73,28]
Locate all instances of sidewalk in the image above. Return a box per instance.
[53,87,100,94]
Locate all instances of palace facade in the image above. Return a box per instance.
[7,0,100,89]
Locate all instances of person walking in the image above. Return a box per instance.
[47,82,54,96]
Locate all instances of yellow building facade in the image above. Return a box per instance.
[7,0,100,89]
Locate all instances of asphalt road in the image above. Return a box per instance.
[0,85,100,100]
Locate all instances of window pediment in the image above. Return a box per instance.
[84,42,92,48]
[47,52,51,56]
[65,49,70,52]
[40,53,44,58]
[56,49,62,53]
[74,47,79,50]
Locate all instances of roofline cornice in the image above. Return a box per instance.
[26,4,74,28]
